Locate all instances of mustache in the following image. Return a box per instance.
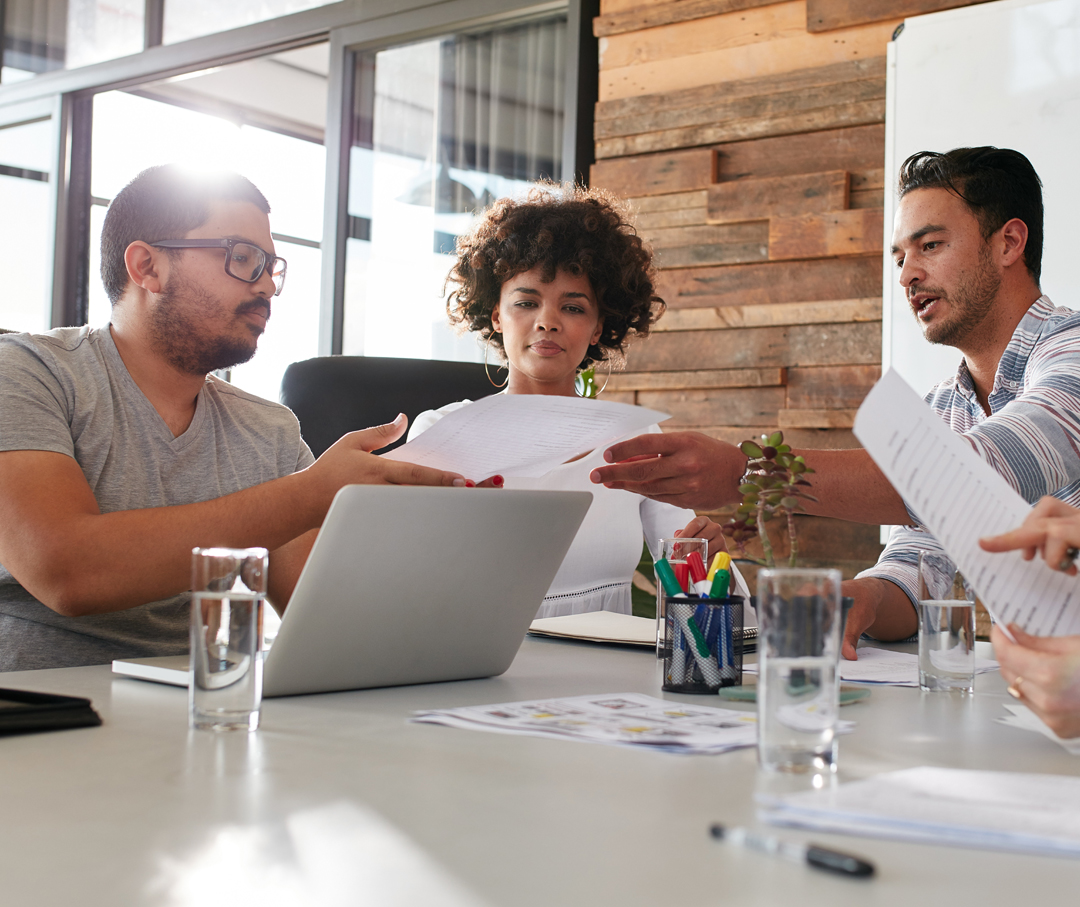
[908,286,947,300]
[235,299,270,320]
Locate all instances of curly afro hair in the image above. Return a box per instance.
[446,182,664,370]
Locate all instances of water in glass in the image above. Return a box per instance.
[190,591,264,731]
[759,654,838,772]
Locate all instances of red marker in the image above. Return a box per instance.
[673,562,690,592]
[687,551,708,584]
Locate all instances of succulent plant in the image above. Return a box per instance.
[722,430,817,568]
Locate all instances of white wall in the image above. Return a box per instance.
[884,0,1080,395]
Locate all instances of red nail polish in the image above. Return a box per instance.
[465,480,476,488]
[492,475,504,487]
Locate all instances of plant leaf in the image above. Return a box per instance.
[740,441,764,458]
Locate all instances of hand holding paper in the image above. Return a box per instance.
[385,395,668,479]
[853,369,1080,636]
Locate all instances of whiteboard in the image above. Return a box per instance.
[884,0,1080,396]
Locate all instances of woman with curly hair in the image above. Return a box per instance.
[409,184,741,618]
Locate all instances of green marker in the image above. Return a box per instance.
[709,568,730,599]
[685,615,711,657]
[654,558,686,598]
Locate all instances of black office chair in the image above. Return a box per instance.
[279,355,496,457]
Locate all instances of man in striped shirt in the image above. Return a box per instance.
[591,147,1077,659]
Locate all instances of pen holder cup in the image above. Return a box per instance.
[662,596,744,694]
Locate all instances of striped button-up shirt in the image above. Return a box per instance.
[858,296,1080,606]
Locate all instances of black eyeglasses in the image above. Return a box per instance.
[151,238,287,296]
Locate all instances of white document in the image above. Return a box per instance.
[413,692,856,755]
[759,766,1080,857]
[384,395,668,479]
[998,703,1080,756]
[853,368,1080,636]
[743,645,997,687]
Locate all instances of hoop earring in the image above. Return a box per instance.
[575,357,613,397]
[484,343,508,388]
[596,357,612,396]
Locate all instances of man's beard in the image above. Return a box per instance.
[915,242,1001,348]
[150,276,265,375]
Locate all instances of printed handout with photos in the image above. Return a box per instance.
[413,692,855,755]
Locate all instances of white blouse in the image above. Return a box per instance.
[408,400,747,619]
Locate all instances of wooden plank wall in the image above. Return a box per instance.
[591,0,986,579]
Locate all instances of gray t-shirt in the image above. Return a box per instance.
[0,325,316,671]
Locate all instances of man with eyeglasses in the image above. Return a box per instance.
[0,164,467,672]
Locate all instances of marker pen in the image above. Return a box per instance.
[708,551,731,580]
[709,569,730,599]
[654,558,686,599]
[709,825,874,878]
[686,551,708,584]
[673,562,690,593]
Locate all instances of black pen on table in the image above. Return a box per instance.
[710,824,875,878]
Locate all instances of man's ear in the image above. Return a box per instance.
[124,241,166,294]
[998,217,1029,270]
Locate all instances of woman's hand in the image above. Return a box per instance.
[992,623,1080,738]
[979,496,1080,574]
[675,515,727,560]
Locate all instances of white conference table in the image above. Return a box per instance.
[1,636,1078,906]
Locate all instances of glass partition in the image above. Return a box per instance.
[0,115,53,331]
[342,15,566,362]
[163,0,336,44]
[1,0,143,82]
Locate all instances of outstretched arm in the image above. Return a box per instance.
[589,431,909,525]
[0,417,466,617]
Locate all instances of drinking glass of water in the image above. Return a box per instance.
[756,568,842,773]
[917,552,976,693]
[190,547,268,731]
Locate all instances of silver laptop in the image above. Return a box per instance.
[113,485,591,697]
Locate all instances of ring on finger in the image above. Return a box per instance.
[1007,676,1025,700]
[1059,546,1079,572]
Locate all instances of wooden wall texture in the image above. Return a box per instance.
[590,0,987,578]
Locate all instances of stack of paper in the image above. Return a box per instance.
[413,692,854,755]
[760,766,1080,857]
[744,646,998,687]
[998,703,1080,755]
